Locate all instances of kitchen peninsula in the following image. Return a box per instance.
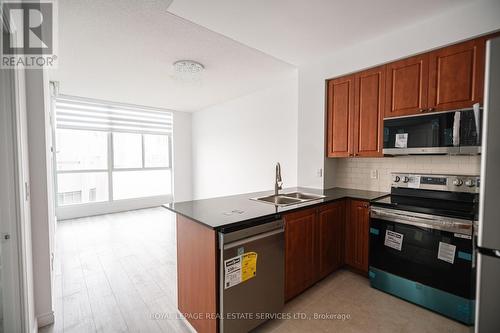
[164,187,387,333]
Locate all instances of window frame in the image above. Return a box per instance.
[53,96,173,210]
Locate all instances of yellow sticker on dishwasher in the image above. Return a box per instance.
[241,252,258,282]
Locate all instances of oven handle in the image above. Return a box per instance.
[370,207,473,235]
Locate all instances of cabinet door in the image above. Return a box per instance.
[326,75,355,157]
[284,207,317,301]
[385,54,429,118]
[318,201,345,279]
[429,39,485,111]
[345,200,370,274]
[353,66,385,157]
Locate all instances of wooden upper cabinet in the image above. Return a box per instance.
[326,35,488,157]
[284,207,317,301]
[353,66,385,157]
[318,201,345,279]
[385,54,429,118]
[428,38,485,111]
[326,75,355,157]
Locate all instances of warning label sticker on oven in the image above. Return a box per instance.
[384,230,404,251]
[224,252,258,289]
[438,242,456,264]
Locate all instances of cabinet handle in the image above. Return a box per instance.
[427,107,435,112]
[419,108,426,113]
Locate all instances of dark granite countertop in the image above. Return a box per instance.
[163,187,388,231]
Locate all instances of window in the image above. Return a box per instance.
[113,132,142,169]
[144,134,170,167]
[56,129,108,170]
[113,169,172,200]
[54,96,173,207]
[57,172,108,205]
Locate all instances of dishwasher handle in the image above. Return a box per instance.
[223,227,284,250]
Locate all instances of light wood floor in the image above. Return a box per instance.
[41,207,191,333]
[40,207,472,333]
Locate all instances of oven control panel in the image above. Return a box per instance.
[391,173,480,193]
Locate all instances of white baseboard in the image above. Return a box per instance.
[37,310,55,328]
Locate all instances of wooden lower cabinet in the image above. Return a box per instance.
[284,207,317,301]
[345,199,370,274]
[284,201,347,301]
[318,201,345,279]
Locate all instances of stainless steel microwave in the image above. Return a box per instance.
[383,104,482,155]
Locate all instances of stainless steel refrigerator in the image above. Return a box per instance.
[476,36,500,332]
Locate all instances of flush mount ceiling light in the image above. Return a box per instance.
[173,60,205,74]
[172,60,205,84]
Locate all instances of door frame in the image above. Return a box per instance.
[0,68,35,332]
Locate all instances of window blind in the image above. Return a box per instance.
[55,95,173,135]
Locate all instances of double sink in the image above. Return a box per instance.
[251,192,326,207]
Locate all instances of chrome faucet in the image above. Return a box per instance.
[275,162,283,196]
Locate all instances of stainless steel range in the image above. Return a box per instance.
[369,173,479,325]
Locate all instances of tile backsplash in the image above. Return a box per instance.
[334,156,481,192]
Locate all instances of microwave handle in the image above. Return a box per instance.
[453,111,461,147]
[473,103,481,144]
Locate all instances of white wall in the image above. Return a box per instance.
[192,72,298,199]
[297,0,500,189]
[173,111,193,202]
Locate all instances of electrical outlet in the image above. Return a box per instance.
[370,170,378,179]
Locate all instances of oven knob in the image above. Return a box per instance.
[465,179,475,187]
[453,178,464,186]
[403,176,410,183]
[393,176,401,183]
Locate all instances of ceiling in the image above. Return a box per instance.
[50,0,294,111]
[168,0,471,66]
[51,0,473,111]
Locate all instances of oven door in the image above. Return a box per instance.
[369,207,475,299]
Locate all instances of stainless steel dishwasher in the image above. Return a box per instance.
[219,218,285,333]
